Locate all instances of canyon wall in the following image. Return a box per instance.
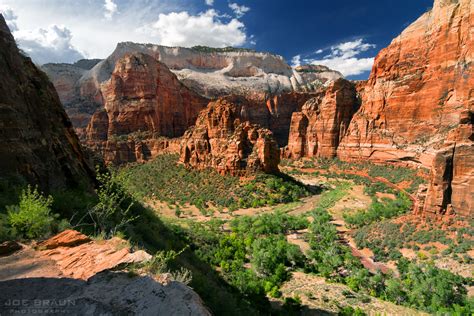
[282,0,473,216]
[180,98,280,175]
[283,79,358,159]
[340,0,474,217]
[422,110,473,217]
[85,52,208,164]
[0,14,94,191]
[43,44,341,140]
[337,0,473,167]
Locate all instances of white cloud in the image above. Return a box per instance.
[328,39,375,59]
[14,25,84,64]
[228,2,250,18]
[139,9,246,47]
[0,5,18,31]
[0,0,251,62]
[291,54,301,67]
[205,0,214,6]
[104,0,118,20]
[293,39,376,77]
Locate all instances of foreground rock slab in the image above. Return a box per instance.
[0,230,210,315]
[0,272,210,316]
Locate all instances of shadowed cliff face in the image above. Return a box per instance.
[0,14,94,191]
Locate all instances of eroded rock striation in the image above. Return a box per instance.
[283,79,358,159]
[85,52,208,164]
[337,0,473,167]
[180,98,280,175]
[0,14,94,191]
[43,43,342,139]
[422,110,473,217]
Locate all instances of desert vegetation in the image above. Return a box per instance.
[119,154,309,212]
[353,217,474,264]
[1,156,471,315]
[282,157,427,194]
[343,192,412,228]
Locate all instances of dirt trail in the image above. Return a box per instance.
[292,173,395,274]
[148,168,404,274]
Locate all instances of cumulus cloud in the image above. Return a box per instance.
[104,0,118,20]
[293,39,376,77]
[0,0,251,61]
[205,0,214,6]
[228,2,250,18]
[0,6,18,31]
[139,9,246,47]
[14,25,84,64]
[291,55,301,67]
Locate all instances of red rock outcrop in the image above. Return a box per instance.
[180,98,280,175]
[283,79,358,159]
[0,230,210,315]
[38,229,152,280]
[0,14,94,191]
[422,110,473,217]
[85,52,208,164]
[337,0,473,167]
[224,92,313,146]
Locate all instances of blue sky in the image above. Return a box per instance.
[0,0,433,79]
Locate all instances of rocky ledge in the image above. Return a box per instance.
[0,230,210,315]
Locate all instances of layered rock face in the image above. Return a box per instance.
[0,14,94,191]
[283,79,358,159]
[422,110,473,217]
[180,98,280,175]
[42,43,341,139]
[85,52,208,164]
[338,0,473,167]
[69,43,342,101]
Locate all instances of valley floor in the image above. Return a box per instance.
[134,156,472,314]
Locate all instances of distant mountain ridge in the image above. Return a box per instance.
[42,43,342,132]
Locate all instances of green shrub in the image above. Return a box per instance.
[84,170,137,237]
[344,193,412,228]
[251,236,303,277]
[338,306,367,316]
[7,186,56,239]
[0,213,12,242]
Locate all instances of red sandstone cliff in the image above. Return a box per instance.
[0,14,94,191]
[422,110,473,217]
[85,52,208,164]
[281,0,473,216]
[283,79,358,159]
[337,0,473,167]
[180,98,280,175]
